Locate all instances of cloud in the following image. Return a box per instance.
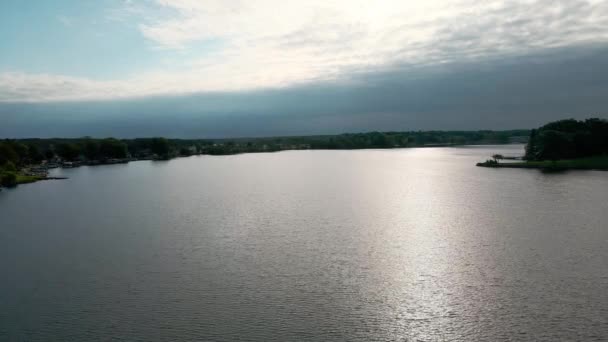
[2,0,608,102]
[1,44,607,138]
[140,0,608,64]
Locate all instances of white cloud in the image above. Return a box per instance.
[2,0,608,102]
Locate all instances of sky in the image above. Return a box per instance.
[1,0,608,138]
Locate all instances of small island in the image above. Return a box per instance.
[477,118,608,171]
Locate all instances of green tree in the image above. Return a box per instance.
[0,171,17,187]
[0,142,19,165]
[150,138,170,157]
[526,118,608,161]
[57,143,81,161]
[538,130,572,161]
[525,129,538,160]
[84,140,100,160]
[179,147,191,156]
[2,161,17,172]
[27,144,44,164]
[11,142,28,163]
[99,139,128,159]
[44,149,55,160]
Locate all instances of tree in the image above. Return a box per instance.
[370,132,391,148]
[10,142,28,163]
[538,130,571,161]
[2,161,17,172]
[0,171,17,187]
[27,144,44,164]
[525,118,608,161]
[84,140,100,160]
[179,147,191,156]
[0,142,19,165]
[44,149,55,160]
[525,129,539,160]
[98,139,127,159]
[150,138,170,157]
[57,143,81,161]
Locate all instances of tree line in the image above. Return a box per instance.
[2,130,530,163]
[208,130,529,153]
[525,118,608,161]
[1,129,531,186]
[0,138,174,186]
[2,137,177,163]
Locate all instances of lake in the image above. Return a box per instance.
[1,145,607,341]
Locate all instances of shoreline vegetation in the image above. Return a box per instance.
[477,118,608,171]
[2,117,607,190]
[476,156,608,171]
[2,130,528,189]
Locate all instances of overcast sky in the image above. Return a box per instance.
[1,0,608,138]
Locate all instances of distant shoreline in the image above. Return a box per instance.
[2,142,524,190]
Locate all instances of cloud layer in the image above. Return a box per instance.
[2,44,607,138]
[2,0,608,102]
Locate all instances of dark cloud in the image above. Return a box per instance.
[1,44,607,138]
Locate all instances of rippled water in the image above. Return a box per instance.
[1,145,607,341]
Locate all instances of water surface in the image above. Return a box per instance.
[1,145,607,341]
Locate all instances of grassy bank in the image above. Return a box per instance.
[477,156,608,170]
[1,171,46,188]
[16,174,44,184]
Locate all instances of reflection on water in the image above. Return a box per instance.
[1,145,607,341]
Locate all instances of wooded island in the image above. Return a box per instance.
[477,118,608,170]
